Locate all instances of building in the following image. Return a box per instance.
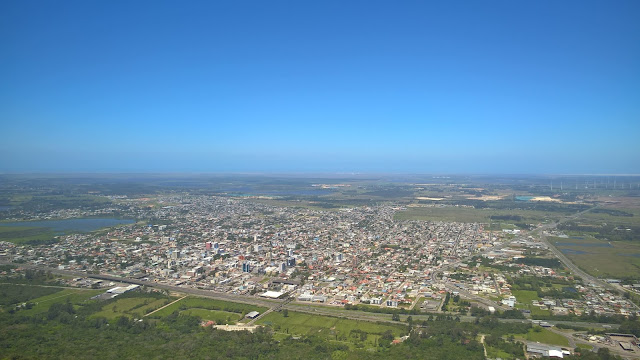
[287,257,296,267]
[527,343,567,358]
[246,311,260,319]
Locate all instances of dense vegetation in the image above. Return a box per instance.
[0,281,629,359]
[515,257,562,269]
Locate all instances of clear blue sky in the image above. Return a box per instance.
[1,0,639,174]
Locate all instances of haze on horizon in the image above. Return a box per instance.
[1,1,639,174]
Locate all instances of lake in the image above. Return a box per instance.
[0,218,135,233]
[516,196,534,201]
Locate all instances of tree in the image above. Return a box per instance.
[406,316,413,326]
[283,309,289,317]
[392,313,400,321]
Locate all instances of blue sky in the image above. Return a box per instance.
[1,1,639,174]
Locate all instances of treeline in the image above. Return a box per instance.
[590,209,634,217]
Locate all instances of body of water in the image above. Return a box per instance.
[0,206,13,211]
[516,196,534,201]
[0,218,135,233]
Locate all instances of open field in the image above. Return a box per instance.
[514,327,569,347]
[512,290,551,317]
[512,290,539,304]
[181,308,241,324]
[17,288,104,316]
[0,226,55,244]
[256,310,407,349]
[148,296,267,319]
[550,236,640,279]
[91,297,170,319]
[0,284,62,306]
[582,207,640,227]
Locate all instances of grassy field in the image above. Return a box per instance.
[514,327,570,347]
[256,310,407,349]
[0,226,55,244]
[512,290,552,317]
[512,290,539,304]
[550,236,640,278]
[18,288,104,316]
[181,308,241,324]
[148,296,267,319]
[91,297,170,319]
[581,207,640,227]
[0,284,62,306]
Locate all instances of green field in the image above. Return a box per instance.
[148,296,267,319]
[515,327,569,347]
[92,297,170,319]
[512,290,539,304]
[0,226,55,244]
[551,236,640,279]
[512,290,551,316]
[0,284,62,306]
[17,288,104,316]
[256,310,407,349]
[181,308,241,324]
